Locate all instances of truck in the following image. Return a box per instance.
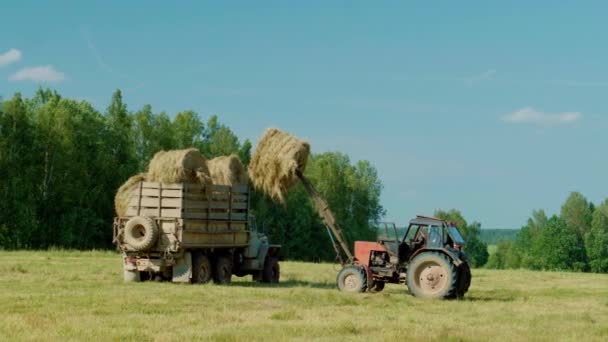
[112,181,281,284]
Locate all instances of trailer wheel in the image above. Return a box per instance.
[337,266,367,293]
[261,257,280,283]
[123,216,159,251]
[192,253,212,284]
[213,255,233,284]
[406,252,458,299]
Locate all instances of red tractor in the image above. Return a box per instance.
[336,218,471,299]
[296,172,471,299]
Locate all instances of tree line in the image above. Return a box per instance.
[0,88,385,261]
[479,229,519,245]
[487,192,608,273]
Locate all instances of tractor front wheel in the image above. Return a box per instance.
[370,281,385,293]
[336,266,367,293]
[406,252,458,299]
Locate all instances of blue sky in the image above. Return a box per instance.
[2,1,607,228]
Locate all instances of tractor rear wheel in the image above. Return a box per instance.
[336,266,367,293]
[406,252,458,299]
[457,262,471,298]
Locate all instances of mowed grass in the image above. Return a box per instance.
[1,251,607,341]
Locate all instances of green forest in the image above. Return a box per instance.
[1,89,607,272]
[0,88,386,262]
[487,192,608,273]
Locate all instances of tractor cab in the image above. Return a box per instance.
[403,216,466,257]
[372,217,466,265]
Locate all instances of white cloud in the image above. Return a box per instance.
[502,107,582,126]
[9,65,65,82]
[0,48,22,67]
[465,69,496,85]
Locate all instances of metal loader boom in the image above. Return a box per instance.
[296,170,354,264]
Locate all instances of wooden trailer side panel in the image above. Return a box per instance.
[122,181,250,249]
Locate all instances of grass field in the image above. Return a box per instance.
[1,251,607,341]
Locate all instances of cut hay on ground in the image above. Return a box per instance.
[114,173,147,217]
[248,128,310,203]
[147,148,211,184]
[207,155,249,186]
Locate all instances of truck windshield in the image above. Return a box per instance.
[448,226,466,245]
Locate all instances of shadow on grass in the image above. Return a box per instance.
[463,296,517,302]
[462,289,523,302]
[227,279,335,289]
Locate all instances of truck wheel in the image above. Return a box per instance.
[261,257,280,283]
[406,252,458,299]
[336,265,367,293]
[123,216,159,251]
[213,255,233,284]
[123,269,140,282]
[192,253,212,284]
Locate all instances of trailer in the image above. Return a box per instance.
[112,181,280,284]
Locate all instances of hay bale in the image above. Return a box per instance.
[248,128,310,203]
[114,173,147,217]
[147,148,210,184]
[207,155,249,186]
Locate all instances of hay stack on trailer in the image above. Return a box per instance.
[207,155,249,186]
[147,148,211,185]
[248,128,310,203]
[115,173,148,217]
[114,148,214,217]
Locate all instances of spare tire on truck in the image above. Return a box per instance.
[123,216,159,251]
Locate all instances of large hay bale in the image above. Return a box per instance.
[207,155,249,186]
[115,173,147,217]
[147,148,210,184]
[248,128,310,203]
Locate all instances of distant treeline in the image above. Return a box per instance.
[487,193,608,273]
[0,89,384,261]
[480,229,519,245]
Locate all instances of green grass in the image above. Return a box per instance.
[1,251,607,341]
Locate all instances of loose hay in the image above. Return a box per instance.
[114,173,147,217]
[207,155,249,186]
[248,128,310,203]
[147,148,210,184]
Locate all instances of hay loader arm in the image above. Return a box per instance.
[296,170,354,264]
